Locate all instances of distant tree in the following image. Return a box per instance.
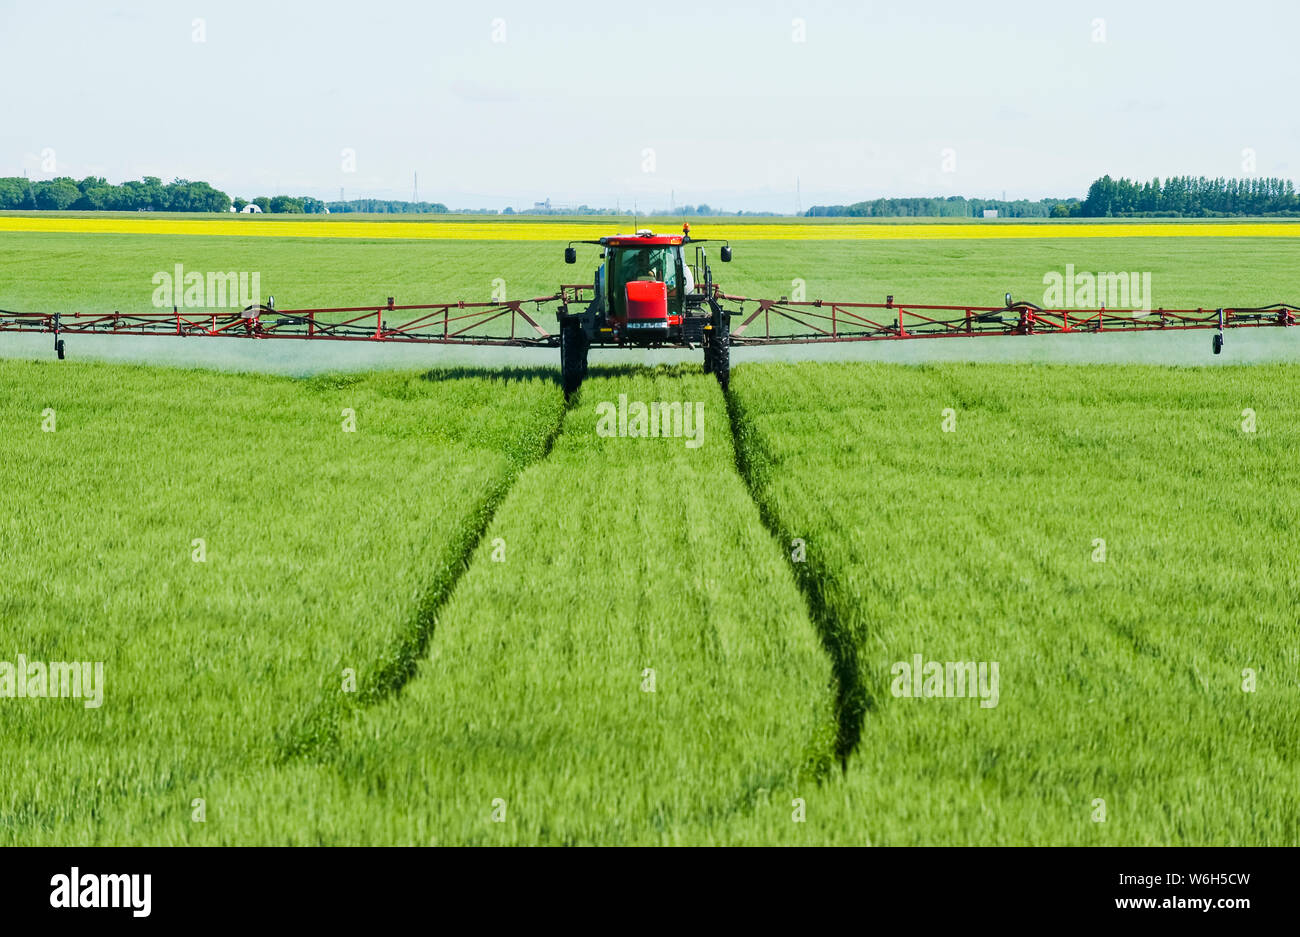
[0,177,29,209]
[232,197,248,212]
[34,177,81,210]
[71,176,117,211]
[164,178,196,211]
[253,197,271,212]
[115,177,161,211]
[139,176,164,210]
[268,195,304,213]
[167,179,230,212]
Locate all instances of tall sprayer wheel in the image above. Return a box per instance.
[560,320,588,396]
[712,316,730,390]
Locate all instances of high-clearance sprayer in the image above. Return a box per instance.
[3,224,1296,394]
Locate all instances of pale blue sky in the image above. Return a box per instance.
[2,0,1296,210]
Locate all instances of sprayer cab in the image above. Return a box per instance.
[602,233,689,339]
[556,225,734,393]
[560,227,730,340]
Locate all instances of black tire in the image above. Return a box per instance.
[56,339,65,360]
[712,318,730,390]
[1212,332,1224,355]
[702,331,714,374]
[560,320,588,396]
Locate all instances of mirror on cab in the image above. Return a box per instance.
[564,247,577,264]
[720,245,732,262]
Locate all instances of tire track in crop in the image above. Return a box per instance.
[254,368,840,842]
[279,384,571,760]
[724,385,870,772]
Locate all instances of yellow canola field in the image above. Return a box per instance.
[1,215,1299,241]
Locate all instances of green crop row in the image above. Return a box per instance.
[726,362,1300,844]
[0,361,564,844]
[187,369,833,844]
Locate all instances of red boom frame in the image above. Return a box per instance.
[0,294,570,348]
[714,293,1299,344]
[2,286,1296,353]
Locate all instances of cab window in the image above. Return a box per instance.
[615,248,676,289]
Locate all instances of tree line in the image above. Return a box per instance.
[1079,175,1300,216]
[234,195,329,214]
[807,176,1300,218]
[3,173,1298,217]
[325,199,448,213]
[0,176,231,212]
[806,196,1079,218]
[0,177,450,214]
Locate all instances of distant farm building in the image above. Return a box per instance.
[241,204,263,213]
[982,209,998,218]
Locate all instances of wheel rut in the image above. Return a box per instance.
[724,384,870,772]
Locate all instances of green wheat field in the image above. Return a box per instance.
[1,222,1297,844]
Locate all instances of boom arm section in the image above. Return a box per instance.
[712,291,1298,351]
[0,293,576,355]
